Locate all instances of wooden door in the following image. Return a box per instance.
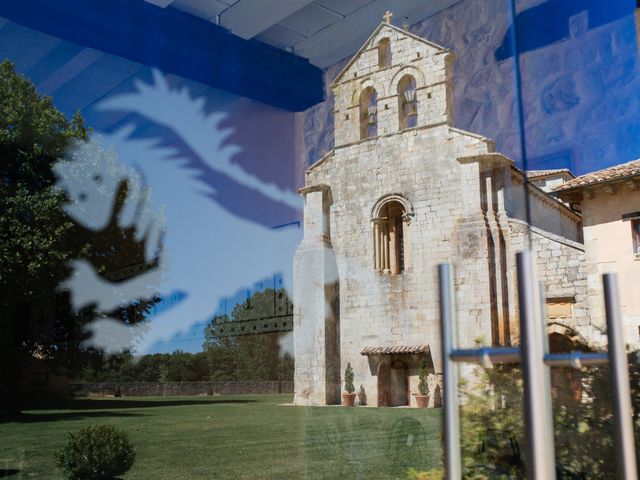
[390,360,409,406]
[377,362,391,407]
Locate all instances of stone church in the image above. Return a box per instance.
[293,19,592,407]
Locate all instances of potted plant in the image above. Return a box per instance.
[342,363,356,406]
[414,359,430,408]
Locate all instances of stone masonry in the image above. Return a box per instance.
[293,21,592,407]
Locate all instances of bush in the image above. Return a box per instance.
[459,351,640,479]
[407,468,444,480]
[55,425,136,480]
[344,363,355,393]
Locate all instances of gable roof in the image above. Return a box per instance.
[330,21,449,87]
[553,159,640,193]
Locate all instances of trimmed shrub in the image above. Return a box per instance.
[344,363,355,393]
[55,425,136,480]
[417,360,429,396]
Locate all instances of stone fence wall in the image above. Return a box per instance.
[70,381,294,397]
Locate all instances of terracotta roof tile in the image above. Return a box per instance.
[360,345,430,355]
[527,169,573,179]
[553,159,640,192]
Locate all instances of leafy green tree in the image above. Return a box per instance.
[459,352,640,479]
[0,60,156,410]
[72,351,213,383]
[158,363,169,383]
[203,288,294,381]
[0,59,87,300]
[0,59,88,410]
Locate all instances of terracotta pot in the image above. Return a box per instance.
[342,392,356,406]
[414,394,429,408]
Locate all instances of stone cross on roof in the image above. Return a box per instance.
[383,10,393,23]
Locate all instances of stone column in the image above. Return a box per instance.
[455,153,514,350]
[293,185,341,406]
[382,222,390,273]
[402,214,412,272]
[373,221,381,270]
[390,221,398,274]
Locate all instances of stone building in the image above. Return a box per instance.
[528,169,575,193]
[293,20,592,407]
[554,160,640,349]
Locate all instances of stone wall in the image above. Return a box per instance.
[297,123,495,405]
[505,172,582,242]
[508,219,598,346]
[294,13,606,408]
[331,25,453,148]
[70,381,294,397]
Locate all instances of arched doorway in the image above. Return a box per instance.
[377,362,390,407]
[548,325,588,403]
[390,360,409,406]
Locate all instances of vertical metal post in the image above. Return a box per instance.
[517,250,556,479]
[439,263,461,480]
[603,273,638,480]
[539,281,555,469]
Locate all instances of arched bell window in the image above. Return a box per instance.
[359,87,378,140]
[397,75,418,130]
[372,196,413,275]
[378,38,391,68]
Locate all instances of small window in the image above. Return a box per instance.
[633,219,640,256]
[378,38,391,68]
[359,87,377,140]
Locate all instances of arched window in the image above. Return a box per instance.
[359,87,377,140]
[373,200,408,274]
[397,75,417,130]
[378,38,391,68]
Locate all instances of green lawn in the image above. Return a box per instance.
[0,395,442,479]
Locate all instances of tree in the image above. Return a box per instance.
[459,352,640,479]
[203,288,294,382]
[73,350,214,383]
[0,60,156,410]
[0,59,87,410]
[0,60,87,300]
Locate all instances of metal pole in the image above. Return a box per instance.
[439,263,461,480]
[539,280,555,474]
[603,273,638,480]
[517,250,556,479]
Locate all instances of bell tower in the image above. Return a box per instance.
[330,17,455,148]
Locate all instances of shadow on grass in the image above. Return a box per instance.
[22,398,257,411]
[1,409,148,424]
[0,470,21,478]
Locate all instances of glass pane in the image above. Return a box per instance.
[2,0,639,478]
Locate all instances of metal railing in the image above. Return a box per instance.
[439,250,638,479]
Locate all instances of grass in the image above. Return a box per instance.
[0,395,442,479]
